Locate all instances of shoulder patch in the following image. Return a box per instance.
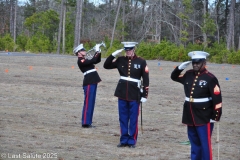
[145,65,149,73]
[214,85,221,95]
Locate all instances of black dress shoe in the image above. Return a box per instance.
[82,124,92,128]
[128,145,136,148]
[117,143,127,147]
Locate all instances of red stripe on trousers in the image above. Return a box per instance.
[207,123,212,160]
[133,104,140,142]
[83,85,90,124]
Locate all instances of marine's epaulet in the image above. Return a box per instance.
[205,70,215,78]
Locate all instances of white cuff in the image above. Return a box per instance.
[210,119,216,123]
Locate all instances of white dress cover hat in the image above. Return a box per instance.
[188,51,209,62]
[121,42,138,51]
[73,44,86,54]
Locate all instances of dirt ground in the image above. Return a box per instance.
[0,52,239,160]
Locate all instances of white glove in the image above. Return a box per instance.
[140,97,147,103]
[178,61,191,70]
[94,44,101,52]
[210,119,216,123]
[112,49,124,57]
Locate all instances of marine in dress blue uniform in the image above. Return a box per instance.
[171,51,222,160]
[74,44,102,128]
[103,42,149,148]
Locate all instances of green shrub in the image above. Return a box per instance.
[0,37,3,50]
[65,34,74,54]
[36,35,51,53]
[136,42,154,59]
[205,40,227,63]
[0,34,15,51]
[170,45,189,62]
[25,34,52,53]
[186,43,205,53]
[209,49,229,63]
[103,39,124,57]
[227,51,240,64]
[16,34,28,51]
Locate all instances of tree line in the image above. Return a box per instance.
[0,0,240,64]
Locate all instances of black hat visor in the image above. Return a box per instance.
[80,48,86,51]
[192,58,205,63]
[75,48,86,55]
[124,47,134,51]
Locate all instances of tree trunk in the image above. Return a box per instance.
[238,36,240,50]
[74,0,83,48]
[62,2,66,54]
[203,0,208,48]
[227,0,235,50]
[10,0,14,37]
[108,0,112,32]
[224,0,229,36]
[158,0,162,43]
[192,13,195,44]
[216,0,221,44]
[110,0,122,47]
[13,0,17,45]
[121,1,125,41]
[57,0,65,54]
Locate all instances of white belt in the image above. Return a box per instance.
[120,76,141,88]
[185,97,212,102]
[83,69,96,76]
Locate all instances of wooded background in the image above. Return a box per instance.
[0,0,240,63]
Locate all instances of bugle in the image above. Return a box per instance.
[86,41,106,59]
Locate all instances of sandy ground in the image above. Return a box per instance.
[0,52,240,160]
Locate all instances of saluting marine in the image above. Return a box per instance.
[171,51,222,160]
[74,43,102,128]
[103,42,149,148]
